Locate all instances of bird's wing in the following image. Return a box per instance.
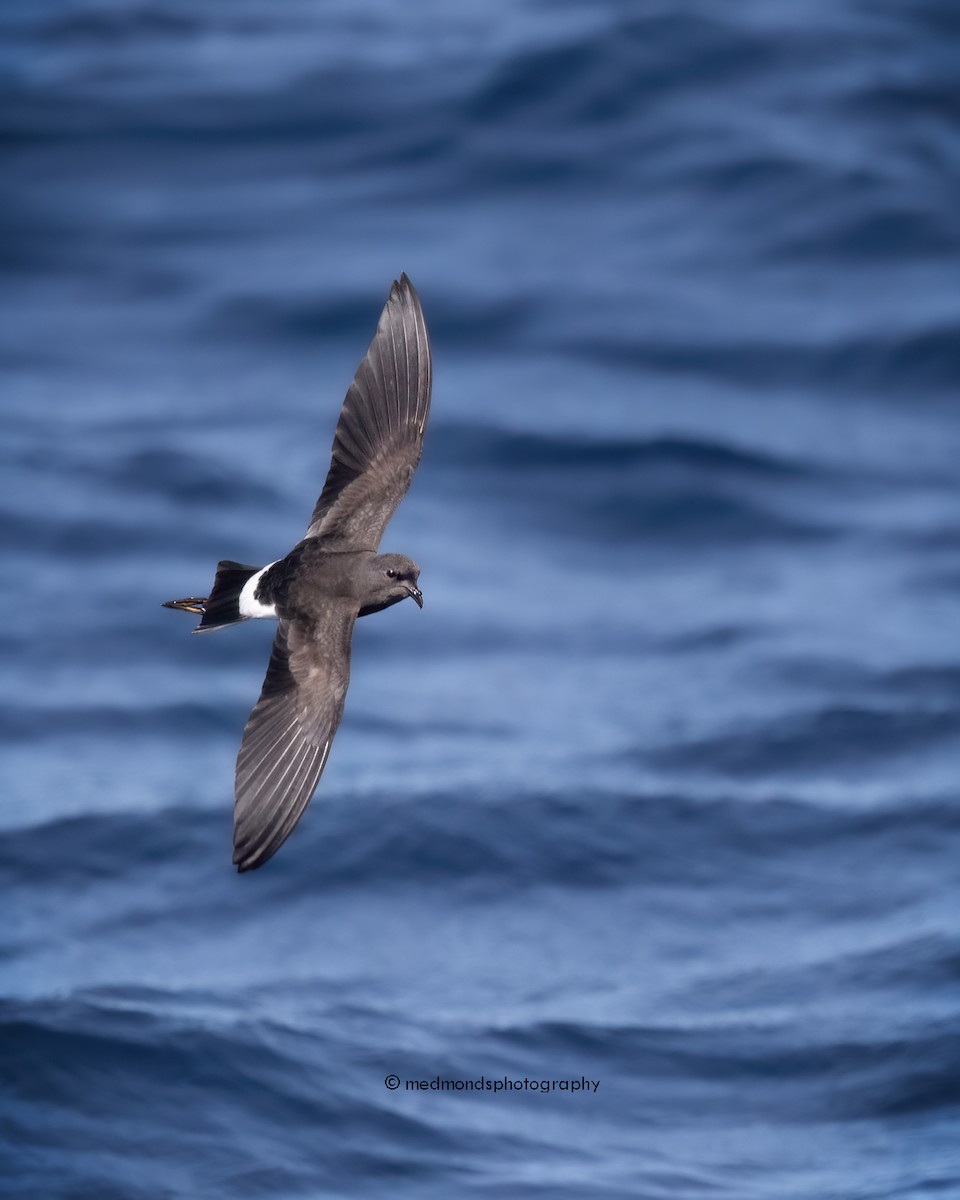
[233,609,356,872]
[305,273,432,549]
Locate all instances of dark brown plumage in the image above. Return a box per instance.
[164,275,431,871]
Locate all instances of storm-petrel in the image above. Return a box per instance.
[164,275,431,872]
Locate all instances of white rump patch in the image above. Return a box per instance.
[239,562,279,619]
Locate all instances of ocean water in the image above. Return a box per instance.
[3,1,960,1196]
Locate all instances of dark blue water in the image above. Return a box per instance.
[3,2,960,1196]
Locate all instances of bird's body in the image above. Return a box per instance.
[164,275,431,872]
[237,546,423,624]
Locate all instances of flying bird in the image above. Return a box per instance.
[164,275,431,871]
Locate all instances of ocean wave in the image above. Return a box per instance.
[426,426,841,544]
[561,324,960,392]
[206,291,533,349]
[0,700,237,744]
[0,507,220,558]
[7,787,958,899]
[474,1013,960,1122]
[429,426,818,478]
[648,704,958,778]
[106,447,283,508]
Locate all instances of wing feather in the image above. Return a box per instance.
[306,274,432,549]
[232,611,355,872]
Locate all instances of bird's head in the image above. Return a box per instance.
[363,553,423,614]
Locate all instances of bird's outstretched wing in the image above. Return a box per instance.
[306,273,432,549]
[233,610,356,872]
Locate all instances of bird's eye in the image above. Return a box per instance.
[386,569,396,578]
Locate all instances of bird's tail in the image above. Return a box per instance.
[163,560,260,633]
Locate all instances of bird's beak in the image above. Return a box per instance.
[405,584,424,609]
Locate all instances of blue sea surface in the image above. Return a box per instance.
[3,1,960,1196]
